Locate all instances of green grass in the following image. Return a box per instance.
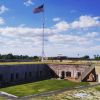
[0,97,6,100]
[0,62,44,65]
[0,61,74,65]
[0,79,89,97]
[95,85,100,91]
[0,60,95,65]
[0,61,91,65]
[0,60,100,65]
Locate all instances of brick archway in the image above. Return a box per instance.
[77,72,81,78]
[66,71,71,77]
[61,71,65,79]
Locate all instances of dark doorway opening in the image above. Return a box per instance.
[61,71,65,79]
[66,71,71,77]
[77,72,81,78]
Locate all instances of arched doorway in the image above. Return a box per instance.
[77,72,81,78]
[66,71,71,77]
[61,71,65,79]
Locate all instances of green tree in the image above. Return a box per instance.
[82,55,90,60]
[33,56,39,61]
[94,54,100,60]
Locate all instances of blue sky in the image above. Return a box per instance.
[0,0,100,57]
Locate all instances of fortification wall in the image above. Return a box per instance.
[0,64,53,87]
[48,64,89,79]
[0,63,98,87]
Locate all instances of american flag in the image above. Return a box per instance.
[33,4,44,13]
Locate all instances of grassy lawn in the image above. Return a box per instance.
[0,60,93,65]
[0,60,100,65]
[0,79,89,97]
[0,97,6,100]
[0,62,44,65]
[0,60,100,66]
[0,61,74,65]
[95,85,100,91]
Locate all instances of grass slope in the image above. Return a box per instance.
[0,79,89,97]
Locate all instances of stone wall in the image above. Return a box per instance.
[48,64,89,79]
[0,64,53,87]
[0,64,98,87]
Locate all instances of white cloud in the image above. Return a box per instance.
[86,32,99,38]
[53,17,61,22]
[0,23,98,49]
[0,27,55,44]
[0,5,8,14]
[54,21,70,31]
[53,15,100,31]
[0,26,99,57]
[71,15,100,29]
[48,34,90,46]
[24,0,34,6]
[0,15,100,56]
[0,17,5,25]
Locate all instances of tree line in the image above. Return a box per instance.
[0,53,100,62]
[0,53,40,61]
[94,55,100,60]
[48,55,100,60]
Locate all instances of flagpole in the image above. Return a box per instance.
[41,0,45,62]
[33,3,45,62]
